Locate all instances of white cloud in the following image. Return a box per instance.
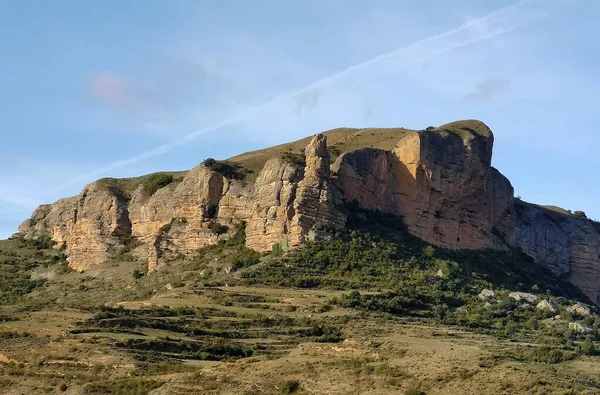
[464,77,511,101]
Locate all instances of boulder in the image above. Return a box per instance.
[569,322,593,334]
[478,289,495,301]
[508,292,537,304]
[566,303,591,317]
[536,300,559,313]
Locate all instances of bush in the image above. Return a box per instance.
[280,152,306,168]
[21,234,54,250]
[230,248,261,271]
[578,338,597,356]
[207,221,229,236]
[279,380,301,394]
[133,267,147,280]
[523,347,573,364]
[203,158,251,180]
[271,243,285,257]
[144,173,174,196]
[424,246,435,258]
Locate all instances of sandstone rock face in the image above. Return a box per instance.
[245,157,304,250]
[511,201,600,304]
[333,121,514,249]
[16,120,600,305]
[287,134,346,247]
[18,182,130,271]
[19,133,347,270]
[246,134,346,250]
[127,165,253,272]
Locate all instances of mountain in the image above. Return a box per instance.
[17,120,600,304]
[7,119,600,394]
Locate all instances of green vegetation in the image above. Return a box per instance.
[143,173,174,196]
[280,151,306,168]
[186,222,261,273]
[98,171,186,202]
[521,347,573,364]
[74,304,342,363]
[6,162,600,392]
[207,220,229,236]
[103,178,130,201]
[279,379,301,393]
[271,243,285,257]
[0,237,68,304]
[202,158,252,180]
[239,208,598,363]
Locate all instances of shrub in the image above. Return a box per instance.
[21,234,55,250]
[424,246,435,258]
[280,152,306,168]
[230,248,261,271]
[578,338,597,356]
[203,158,251,180]
[133,267,147,280]
[523,347,573,364]
[271,243,285,257]
[279,380,301,394]
[207,221,229,236]
[144,173,174,196]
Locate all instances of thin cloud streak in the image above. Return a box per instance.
[41,0,576,199]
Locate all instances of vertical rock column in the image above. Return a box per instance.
[288,134,346,246]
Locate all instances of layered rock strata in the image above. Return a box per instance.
[18,121,600,304]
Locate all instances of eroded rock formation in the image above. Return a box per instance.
[18,120,600,304]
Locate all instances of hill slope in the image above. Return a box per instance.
[3,207,600,394]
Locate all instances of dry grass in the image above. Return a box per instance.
[2,283,600,394]
[229,127,414,178]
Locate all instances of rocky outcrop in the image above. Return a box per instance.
[287,134,346,246]
[510,201,600,304]
[17,120,600,304]
[18,182,130,271]
[536,300,559,313]
[246,134,346,250]
[127,165,253,272]
[332,121,514,249]
[245,157,304,250]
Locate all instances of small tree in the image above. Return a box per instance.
[424,246,436,258]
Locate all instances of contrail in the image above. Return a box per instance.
[43,0,574,198]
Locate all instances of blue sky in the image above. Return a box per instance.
[0,0,598,238]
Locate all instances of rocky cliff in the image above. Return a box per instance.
[18,120,600,304]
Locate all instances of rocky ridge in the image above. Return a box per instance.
[18,120,600,304]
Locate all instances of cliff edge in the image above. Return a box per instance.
[18,120,600,304]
